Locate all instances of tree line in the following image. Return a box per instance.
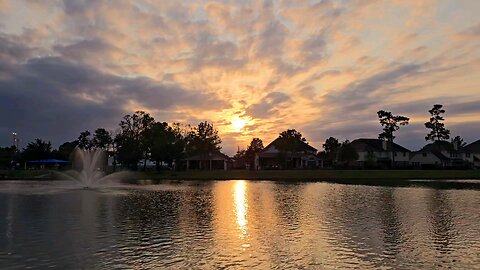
[0,104,469,170]
[1,111,222,170]
[320,104,466,167]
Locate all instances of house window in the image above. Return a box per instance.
[422,153,427,157]
[394,152,397,157]
[403,152,406,157]
[450,152,458,158]
[412,162,420,167]
[466,153,471,158]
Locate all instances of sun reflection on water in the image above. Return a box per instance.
[233,180,248,237]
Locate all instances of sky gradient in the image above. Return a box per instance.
[0,0,479,154]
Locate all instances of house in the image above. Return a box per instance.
[255,138,320,170]
[410,141,469,169]
[465,140,480,168]
[349,138,411,168]
[185,151,229,170]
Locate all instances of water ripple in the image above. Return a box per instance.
[1,181,480,269]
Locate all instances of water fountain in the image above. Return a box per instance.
[55,147,132,187]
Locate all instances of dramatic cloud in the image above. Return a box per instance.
[0,0,479,153]
[246,92,291,119]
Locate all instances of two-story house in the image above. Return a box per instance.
[349,139,411,168]
[410,141,469,168]
[464,140,480,168]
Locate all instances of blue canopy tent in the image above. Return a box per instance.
[28,159,69,163]
[26,159,70,170]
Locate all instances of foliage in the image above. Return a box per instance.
[337,140,359,167]
[377,110,409,167]
[22,139,53,161]
[377,110,409,142]
[185,121,222,156]
[56,141,78,161]
[149,122,185,169]
[322,137,341,161]
[116,111,155,170]
[92,128,113,150]
[77,130,93,150]
[0,146,17,168]
[425,104,450,142]
[276,129,307,153]
[233,149,248,168]
[451,135,467,147]
[246,138,263,168]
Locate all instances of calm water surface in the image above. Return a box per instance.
[0,180,479,269]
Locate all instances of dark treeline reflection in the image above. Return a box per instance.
[0,182,479,269]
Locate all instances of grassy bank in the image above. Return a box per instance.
[2,169,480,182]
[144,169,480,181]
[0,170,54,180]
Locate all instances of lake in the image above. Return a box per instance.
[1,180,479,269]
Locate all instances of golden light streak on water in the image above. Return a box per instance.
[233,180,248,238]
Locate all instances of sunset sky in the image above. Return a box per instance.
[0,0,479,154]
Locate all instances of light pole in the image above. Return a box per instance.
[12,132,18,150]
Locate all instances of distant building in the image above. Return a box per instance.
[255,138,320,170]
[349,138,411,168]
[464,140,480,169]
[185,151,229,170]
[410,141,470,169]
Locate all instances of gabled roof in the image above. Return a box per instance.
[465,139,480,153]
[422,141,464,153]
[349,138,411,152]
[429,150,451,161]
[264,137,317,153]
[413,142,465,161]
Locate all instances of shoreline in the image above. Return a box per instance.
[143,169,480,181]
[1,169,480,181]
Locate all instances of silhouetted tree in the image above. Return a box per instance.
[92,128,113,150]
[116,111,155,170]
[245,138,264,169]
[337,140,359,168]
[279,129,306,142]
[56,141,78,161]
[277,129,307,152]
[149,122,185,170]
[323,137,341,161]
[22,139,52,162]
[425,104,450,142]
[0,146,17,168]
[233,149,248,169]
[186,121,222,156]
[451,136,467,148]
[377,110,409,167]
[276,129,308,168]
[77,130,93,150]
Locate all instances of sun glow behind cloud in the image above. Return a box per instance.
[0,0,479,153]
[231,116,249,132]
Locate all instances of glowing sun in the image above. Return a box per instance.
[231,117,248,132]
